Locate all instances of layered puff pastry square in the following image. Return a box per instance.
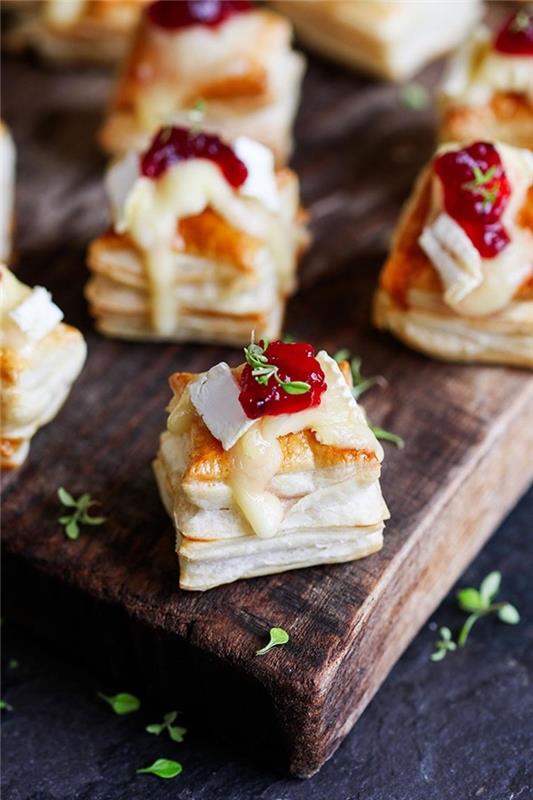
[271,0,480,82]
[86,125,309,346]
[1,265,87,469]
[0,122,16,264]
[439,9,533,150]
[98,1,305,165]
[3,0,148,65]
[374,141,533,368]
[153,340,389,591]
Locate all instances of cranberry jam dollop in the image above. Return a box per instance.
[433,142,512,258]
[239,341,327,420]
[494,10,533,56]
[140,126,248,186]
[148,0,252,31]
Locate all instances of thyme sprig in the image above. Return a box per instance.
[462,165,500,209]
[334,349,403,448]
[430,627,457,661]
[57,487,106,540]
[146,711,186,743]
[456,571,520,647]
[244,336,310,395]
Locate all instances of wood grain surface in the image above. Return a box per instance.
[2,25,533,777]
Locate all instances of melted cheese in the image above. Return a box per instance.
[228,352,383,539]
[442,26,533,106]
[107,141,288,335]
[419,143,533,317]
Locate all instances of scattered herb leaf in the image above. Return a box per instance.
[462,165,500,209]
[430,626,457,661]
[0,699,13,711]
[333,348,388,400]
[370,425,405,449]
[456,571,520,647]
[146,711,186,743]
[400,83,430,111]
[256,627,289,656]
[8,659,19,670]
[98,692,141,715]
[137,758,183,779]
[282,333,296,343]
[244,335,310,395]
[58,487,106,540]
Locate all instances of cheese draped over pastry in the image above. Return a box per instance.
[271,0,480,81]
[154,352,389,590]
[86,135,308,345]
[0,122,15,264]
[98,7,304,164]
[440,26,533,149]
[1,265,87,468]
[374,142,533,368]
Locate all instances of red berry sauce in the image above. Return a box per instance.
[494,10,533,56]
[239,341,327,420]
[148,0,252,31]
[433,142,511,258]
[140,126,248,186]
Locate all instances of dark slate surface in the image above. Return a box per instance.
[2,488,532,800]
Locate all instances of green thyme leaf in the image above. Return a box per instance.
[58,487,77,507]
[137,758,183,779]
[457,613,479,647]
[65,518,80,540]
[168,725,187,743]
[256,626,289,656]
[0,699,13,711]
[146,723,164,735]
[479,571,501,605]
[370,425,405,449]
[457,587,485,613]
[430,626,457,661]
[497,604,520,625]
[58,488,106,540]
[146,711,186,743]
[243,335,310,397]
[8,659,19,669]
[282,333,295,343]
[98,692,141,715]
[510,10,530,33]
[281,380,311,395]
[400,83,430,111]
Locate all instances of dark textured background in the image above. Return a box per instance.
[2,489,532,800]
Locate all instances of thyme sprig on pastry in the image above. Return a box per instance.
[244,336,311,395]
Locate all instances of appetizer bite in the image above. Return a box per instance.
[440,9,533,149]
[98,0,305,164]
[86,124,308,345]
[3,0,147,65]
[1,265,87,469]
[154,338,389,591]
[271,0,480,81]
[0,122,15,263]
[374,141,533,367]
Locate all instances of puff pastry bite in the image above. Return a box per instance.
[86,124,308,345]
[3,0,147,65]
[0,122,15,264]
[374,140,533,367]
[271,0,480,81]
[440,9,533,149]
[1,265,87,469]
[154,338,389,591]
[98,0,305,164]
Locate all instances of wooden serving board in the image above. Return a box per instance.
[2,42,533,777]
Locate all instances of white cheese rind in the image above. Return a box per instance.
[8,286,63,342]
[419,213,483,306]
[189,362,255,451]
[233,136,281,213]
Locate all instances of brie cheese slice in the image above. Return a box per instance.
[419,213,483,306]
[9,286,64,343]
[189,362,255,451]
[234,137,281,213]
